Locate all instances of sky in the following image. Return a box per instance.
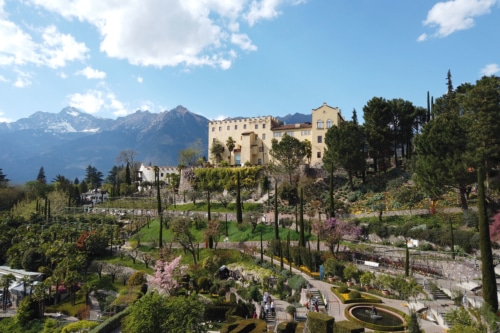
[0,0,499,124]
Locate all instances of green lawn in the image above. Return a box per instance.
[136,219,315,245]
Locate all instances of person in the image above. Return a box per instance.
[270,300,275,316]
[253,311,258,319]
[371,305,378,315]
[265,303,269,316]
[314,298,319,312]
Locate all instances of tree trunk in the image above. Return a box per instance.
[478,167,498,312]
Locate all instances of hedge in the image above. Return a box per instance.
[307,311,335,333]
[334,320,365,333]
[331,287,382,304]
[220,318,267,333]
[88,307,131,333]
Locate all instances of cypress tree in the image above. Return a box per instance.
[154,166,163,249]
[328,164,335,218]
[274,179,279,240]
[236,172,242,223]
[299,188,305,247]
[478,166,498,312]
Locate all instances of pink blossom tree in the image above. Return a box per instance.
[152,255,182,294]
[490,211,500,243]
[323,218,361,255]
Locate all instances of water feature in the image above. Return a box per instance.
[350,305,404,327]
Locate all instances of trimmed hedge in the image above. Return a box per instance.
[307,311,335,333]
[277,321,298,333]
[335,320,365,333]
[220,318,267,333]
[89,307,131,333]
[331,287,382,304]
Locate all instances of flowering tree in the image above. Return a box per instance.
[312,219,330,251]
[152,255,182,294]
[490,211,500,243]
[323,218,361,255]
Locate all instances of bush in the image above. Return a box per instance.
[347,291,361,300]
[337,285,349,294]
[307,311,335,333]
[127,271,147,287]
[62,320,99,333]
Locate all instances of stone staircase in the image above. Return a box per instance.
[308,289,325,311]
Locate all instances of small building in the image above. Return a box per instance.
[219,265,230,280]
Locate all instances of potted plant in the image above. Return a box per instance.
[323,258,341,283]
[343,263,359,286]
[285,305,296,321]
[360,271,375,291]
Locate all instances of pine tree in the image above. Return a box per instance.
[299,188,305,247]
[274,179,279,240]
[37,167,46,184]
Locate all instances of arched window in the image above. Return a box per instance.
[317,120,324,129]
[326,119,333,129]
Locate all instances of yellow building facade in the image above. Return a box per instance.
[208,103,343,168]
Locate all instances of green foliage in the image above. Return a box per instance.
[127,271,147,287]
[0,317,43,333]
[306,311,335,333]
[287,274,308,291]
[61,320,99,333]
[347,290,361,300]
[334,320,364,333]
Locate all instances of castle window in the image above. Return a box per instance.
[317,120,324,129]
[212,127,215,132]
[317,135,322,143]
[235,125,238,130]
[326,119,333,129]
[227,125,230,130]
[262,124,266,129]
[244,124,247,129]
[219,126,222,131]
[262,133,266,140]
[317,152,321,158]
[255,124,258,129]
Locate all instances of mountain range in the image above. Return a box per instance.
[0,107,310,184]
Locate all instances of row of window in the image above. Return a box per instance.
[317,119,333,129]
[211,119,331,132]
[273,130,311,138]
[212,123,267,132]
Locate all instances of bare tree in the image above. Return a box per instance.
[105,263,124,283]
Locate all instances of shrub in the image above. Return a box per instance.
[127,271,147,287]
[337,285,349,294]
[348,290,361,300]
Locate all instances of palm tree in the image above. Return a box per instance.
[1,273,15,311]
[226,137,236,165]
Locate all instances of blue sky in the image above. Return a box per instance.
[0,0,498,124]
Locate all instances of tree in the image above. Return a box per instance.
[123,292,206,333]
[36,167,47,184]
[210,139,225,166]
[298,187,306,247]
[270,134,307,184]
[363,97,393,172]
[323,119,365,190]
[154,166,163,248]
[85,165,104,190]
[152,256,181,295]
[478,167,498,312]
[116,149,138,182]
[413,95,475,210]
[204,219,222,250]
[0,168,9,187]
[1,273,15,310]
[178,139,204,167]
[170,218,198,265]
[236,172,243,223]
[226,136,236,165]
[323,218,361,255]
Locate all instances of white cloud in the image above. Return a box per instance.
[67,88,131,116]
[137,76,143,83]
[0,74,7,82]
[417,33,427,42]
[480,63,500,76]
[0,111,12,123]
[0,5,88,69]
[26,0,305,69]
[231,33,257,51]
[58,72,68,79]
[67,90,105,114]
[422,0,499,38]
[13,70,32,88]
[76,66,106,79]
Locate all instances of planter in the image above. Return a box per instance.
[328,277,335,283]
[382,289,390,296]
[346,281,354,287]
